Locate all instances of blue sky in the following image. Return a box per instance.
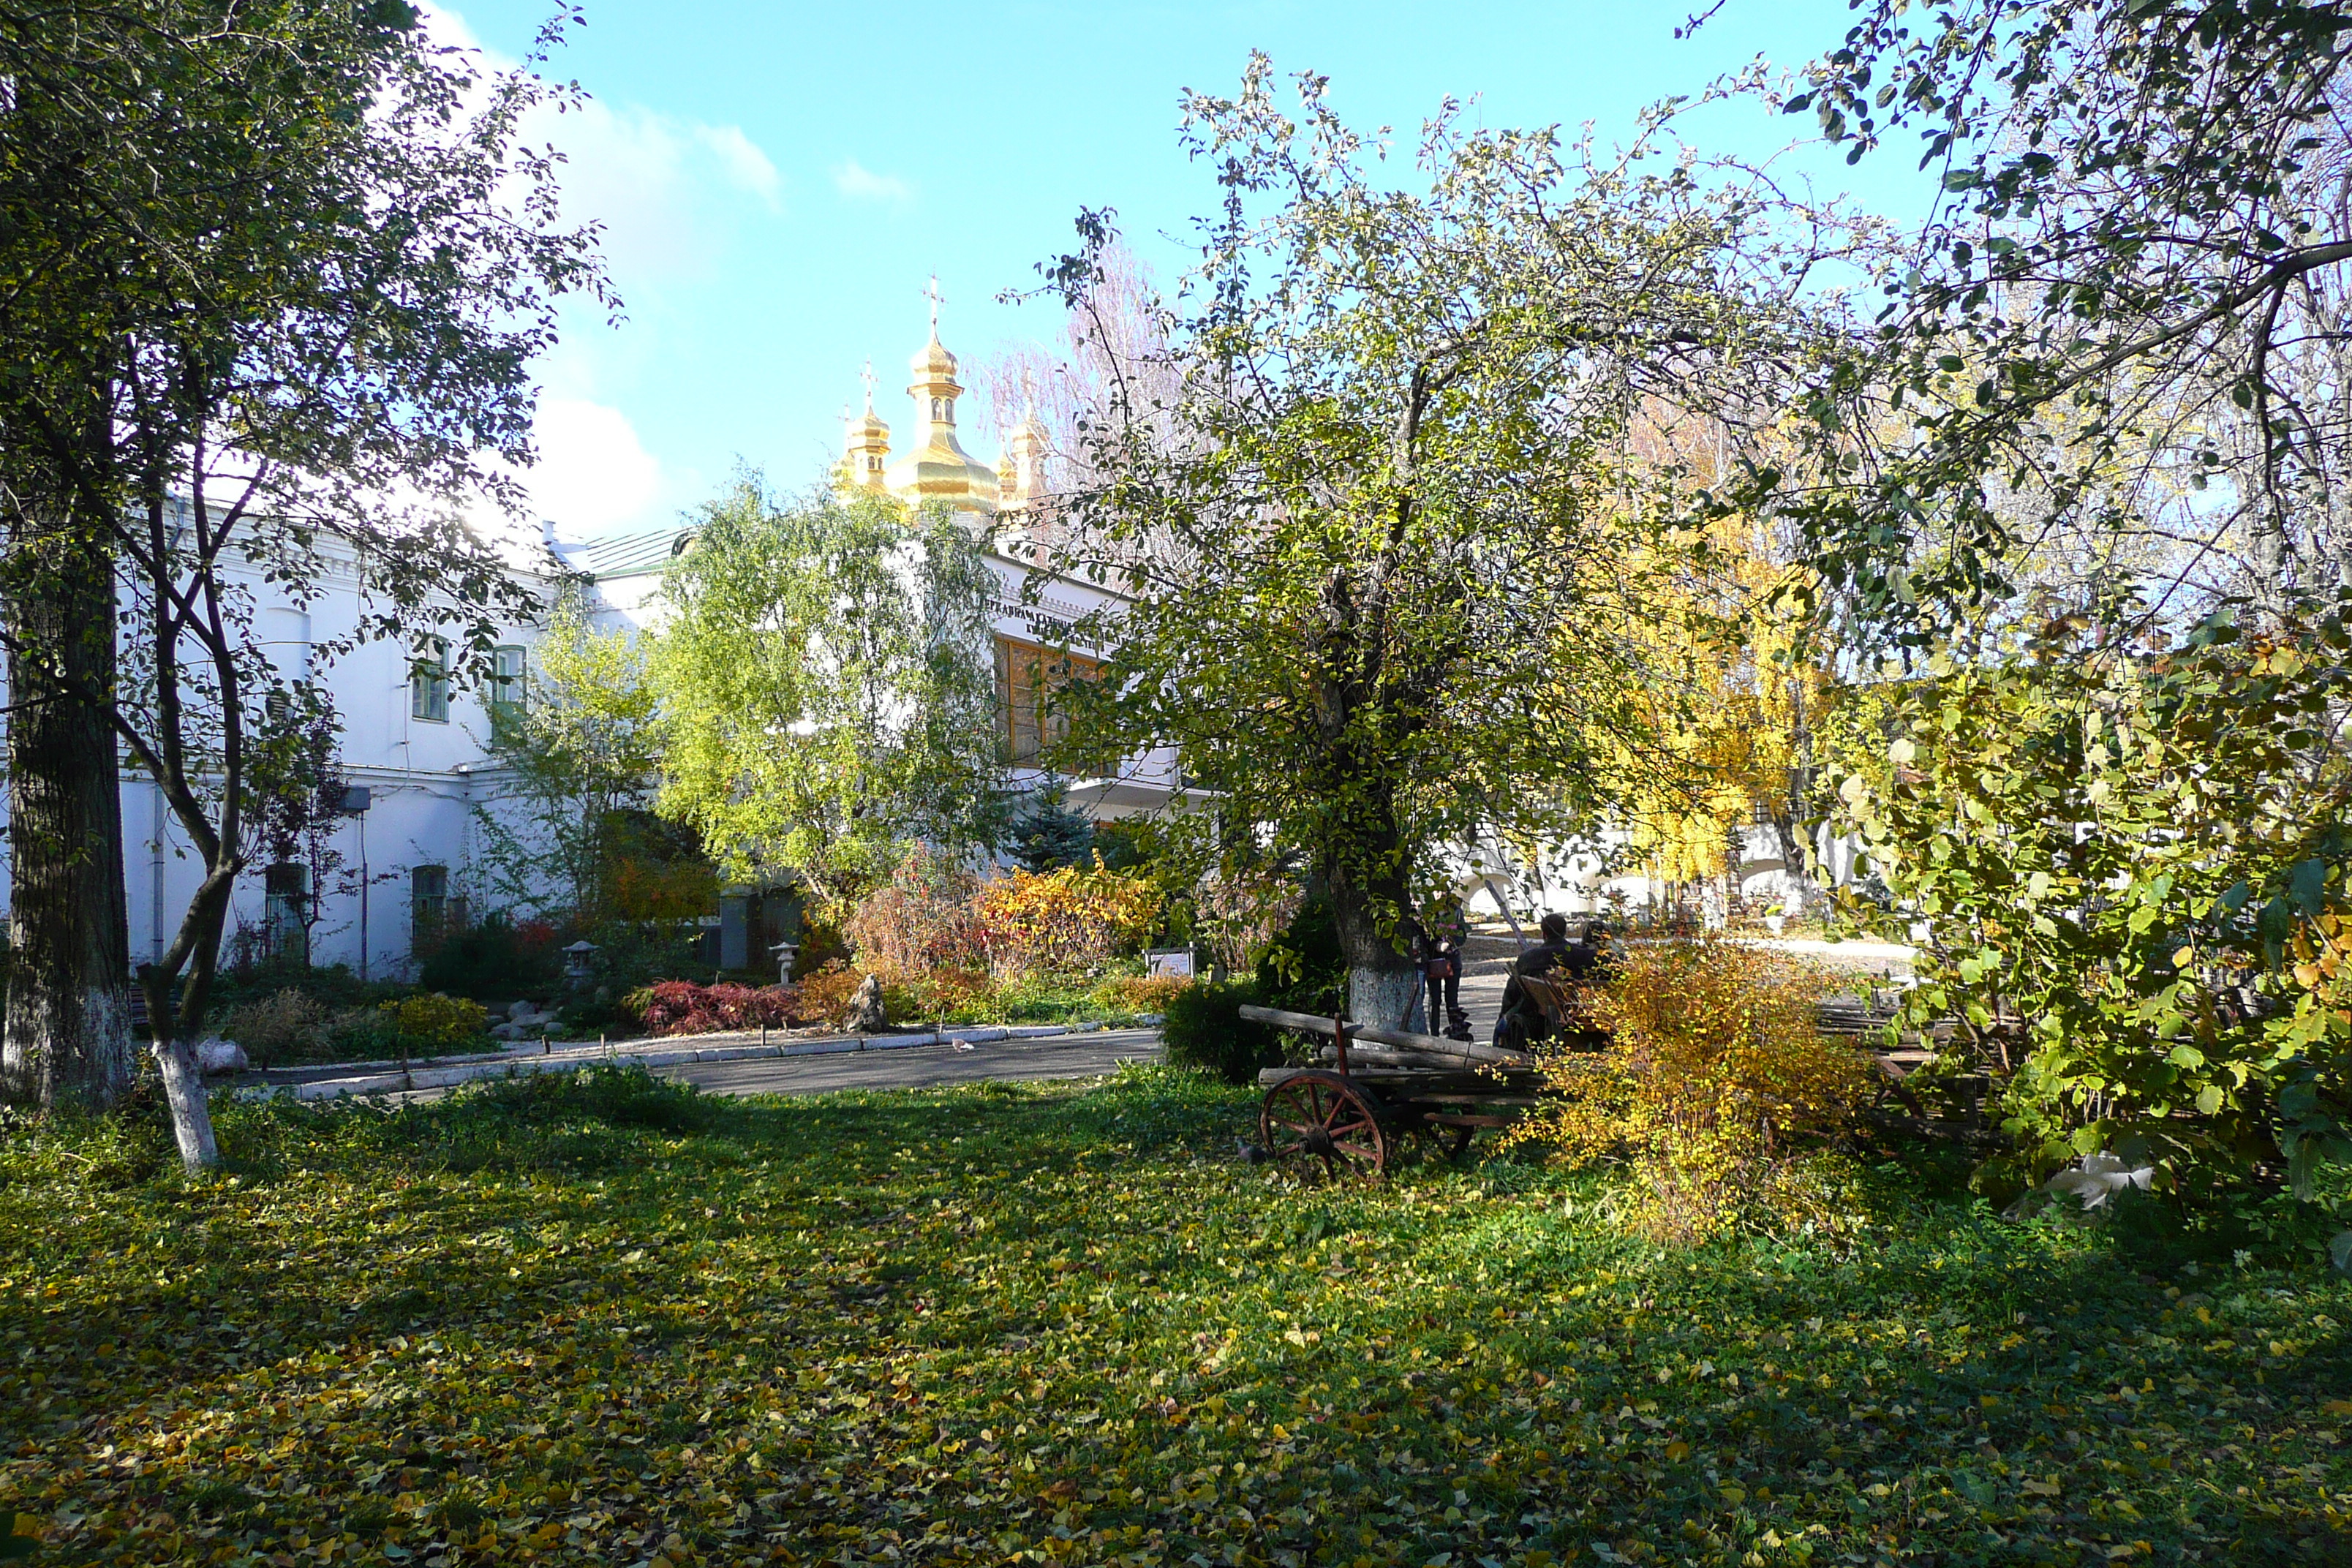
[437,0,1930,540]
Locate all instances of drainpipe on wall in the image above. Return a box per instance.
[149,781,166,966]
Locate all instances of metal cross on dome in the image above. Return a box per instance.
[859,360,876,404]
[924,274,946,333]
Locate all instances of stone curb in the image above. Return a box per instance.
[252,1023,1107,1103]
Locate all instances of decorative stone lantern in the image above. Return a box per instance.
[769,939,799,987]
[563,939,600,983]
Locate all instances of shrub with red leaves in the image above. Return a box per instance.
[635,980,799,1036]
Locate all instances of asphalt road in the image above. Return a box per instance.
[656,1027,1165,1098]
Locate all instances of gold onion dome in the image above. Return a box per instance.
[881,280,998,508]
[911,333,960,382]
[840,361,891,489]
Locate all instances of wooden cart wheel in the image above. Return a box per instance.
[1258,1071,1390,1180]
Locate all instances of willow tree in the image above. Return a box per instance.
[1033,59,1846,1025]
[650,477,1006,913]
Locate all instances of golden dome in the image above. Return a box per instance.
[875,281,998,511]
[910,332,960,385]
[839,361,892,492]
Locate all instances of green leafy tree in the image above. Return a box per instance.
[475,587,663,927]
[1833,591,2352,1207]
[1033,59,1842,1026]
[1740,0,2352,636]
[0,2,607,1164]
[650,475,1006,914]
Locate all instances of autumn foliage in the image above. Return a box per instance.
[1511,937,1877,1242]
[843,845,1161,984]
[632,981,801,1036]
[377,992,491,1052]
[971,857,1160,979]
[841,844,990,975]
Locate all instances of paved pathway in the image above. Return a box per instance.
[660,1028,1163,1098]
[257,1027,1166,1106]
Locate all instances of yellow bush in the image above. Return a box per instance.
[973,857,1159,978]
[377,992,491,1052]
[1509,936,1877,1243]
[1092,973,1194,1014]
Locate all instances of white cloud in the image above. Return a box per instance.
[542,100,786,282]
[413,8,761,540]
[696,124,783,211]
[423,5,784,286]
[521,399,665,535]
[833,157,914,206]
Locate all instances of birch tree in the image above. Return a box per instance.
[649,478,1006,913]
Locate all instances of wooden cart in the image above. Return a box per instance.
[1241,1004,1548,1179]
[1240,984,1984,1178]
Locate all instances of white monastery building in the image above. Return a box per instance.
[0,301,1194,981]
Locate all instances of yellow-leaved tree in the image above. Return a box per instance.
[1577,408,1841,916]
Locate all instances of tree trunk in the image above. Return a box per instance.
[150,1030,219,1169]
[1325,838,1423,1033]
[2,523,133,1111]
[139,886,226,1173]
[143,968,219,1175]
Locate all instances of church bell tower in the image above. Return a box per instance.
[881,275,1000,508]
[840,361,890,491]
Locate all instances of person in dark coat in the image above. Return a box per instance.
[1492,913,1575,1051]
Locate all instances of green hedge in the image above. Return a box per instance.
[1161,979,1289,1083]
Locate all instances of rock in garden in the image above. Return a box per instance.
[491,1000,560,1040]
[845,973,888,1033]
[196,1036,250,1074]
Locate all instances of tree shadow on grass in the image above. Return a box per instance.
[7,1066,2351,1565]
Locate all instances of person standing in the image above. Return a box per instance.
[1417,892,1471,1040]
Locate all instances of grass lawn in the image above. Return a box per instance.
[2,1066,2347,1567]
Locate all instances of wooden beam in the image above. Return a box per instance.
[1255,1066,1503,1091]
[1239,1004,1532,1067]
